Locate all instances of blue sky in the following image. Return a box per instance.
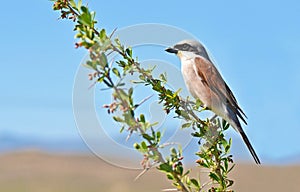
[1,0,300,164]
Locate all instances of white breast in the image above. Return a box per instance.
[179,54,213,109]
[180,56,203,99]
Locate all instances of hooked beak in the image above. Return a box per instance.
[165,47,178,54]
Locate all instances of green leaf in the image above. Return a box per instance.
[222,119,230,130]
[159,73,167,82]
[133,143,140,150]
[224,158,228,171]
[119,126,125,133]
[224,138,232,153]
[174,88,182,96]
[191,132,201,137]
[117,60,126,67]
[158,163,172,173]
[140,114,145,123]
[176,166,183,175]
[118,89,129,102]
[97,76,104,83]
[181,122,191,129]
[178,145,182,156]
[171,148,177,156]
[126,47,132,57]
[139,75,145,81]
[112,68,120,77]
[69,0,76,9]
[198,159,209,168]
[150,122,159,127]
[78,7,92,27]
[99,52,108,68]
[128,87,133,97]
[209,172,220,182]
[177,110,190,120]
[142,134,153,141]
[182,170,190,177]
[100,39,112,51]
[141,141,147,150]
[86,28,94,39]
[84,60,100,70]
[90,11,96,24]
[225,145,230,153]
[195,99,202,108]
[166,173,174,180]
[99,29,107,40]
[124,112,134,126]
[80,6,88,13]
[75,32,83,38]
[222,139,228,148]
[224,123,230,130]
[114,38,121,46]
[113,116,124,122]
[190,179,200,188]
[156,131,161,142]
[77,0,82,10]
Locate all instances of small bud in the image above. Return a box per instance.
[102,104,110,108]
[195,158,205,166]
[133,143,140,149]
[75,42,82,48]
[88,74,93,80]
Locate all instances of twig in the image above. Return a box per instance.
[88,80,98,90]
[134,167,150,181]
[125,130,133,141]
[134,94,154,109]
[109,27,118,38]
[173,174,189,192]
[200,181,213,191]
[159,142,180,148]
[162,189,178,192]
[180,99,205,124]
[210,114,218,122]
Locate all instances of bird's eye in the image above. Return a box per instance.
[174,43,190,51]
[182,44,189,50]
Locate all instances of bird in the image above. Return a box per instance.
[165,39,260,164]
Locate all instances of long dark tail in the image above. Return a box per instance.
[239,129,261,164]
[224,106,261,164]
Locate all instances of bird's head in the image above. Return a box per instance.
[165,39,211,61]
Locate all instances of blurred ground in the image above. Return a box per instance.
[0,151,299,192]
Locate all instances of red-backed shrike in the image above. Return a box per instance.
[166,40,260,164]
